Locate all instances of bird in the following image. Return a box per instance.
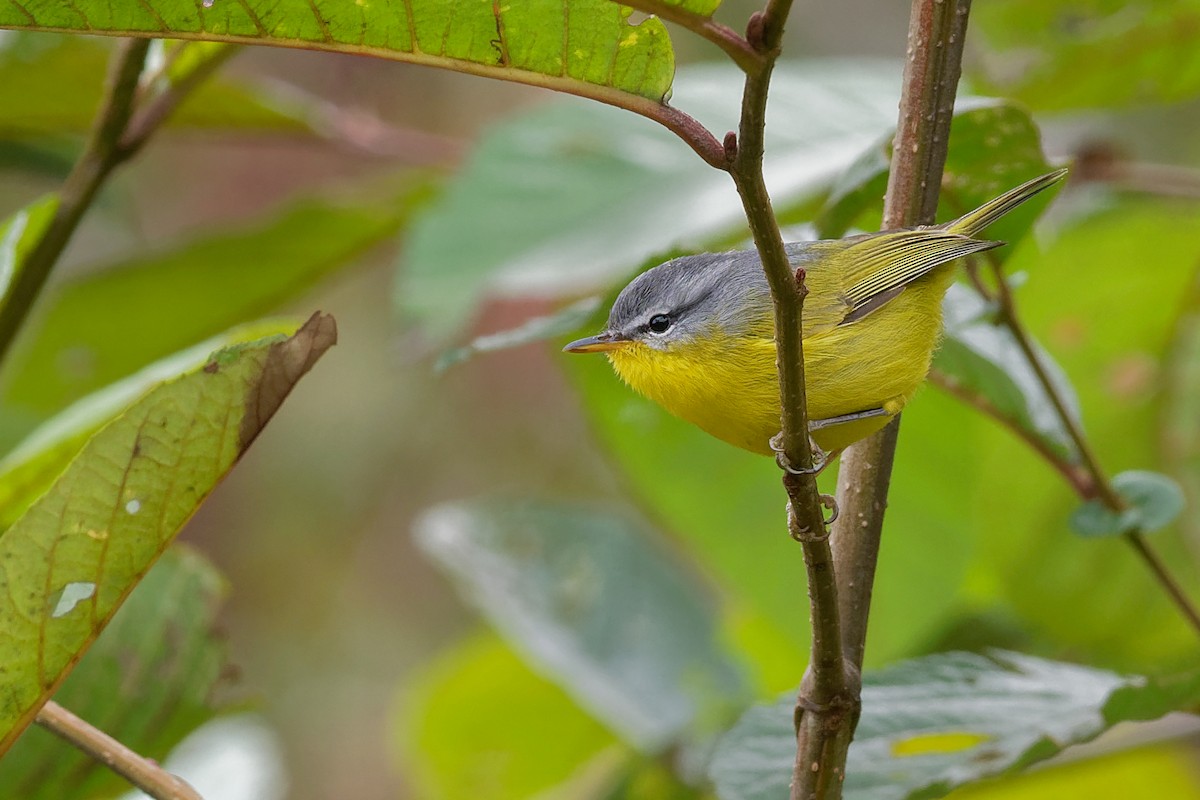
[564,169,1066,463]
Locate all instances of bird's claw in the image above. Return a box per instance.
[769,432,829,476]
[787,493,839,543]
[820,492,839,525]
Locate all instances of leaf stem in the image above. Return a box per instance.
[0,25,730,170]
[619,0,763,73]
[1124,532,1200,633]
[985,260,1122,507]
[829,0,971,693]
[35,701,204,800]
[0,38,150,367]
[927,368,1095,495]
[120,44,240,152]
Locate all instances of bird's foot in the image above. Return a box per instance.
[770,432,830,477]
[786,493,840,542]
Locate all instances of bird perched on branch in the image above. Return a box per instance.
[565,169,1066,465]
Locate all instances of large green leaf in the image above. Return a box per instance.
[815,100,1057,243]
[0,547,231,800]
[0,34,307,139]
[0,185,426,434]
[416,500,748,752]
[399,60,903,340]
[973,0,1200,110]
[0,319,297,531]
[0,1,676,105]
[708,651,1200,800]
[0,314,335,753]
[399,634,621,800]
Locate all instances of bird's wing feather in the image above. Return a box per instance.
[839,230,1001,309]
[788,232,999,336]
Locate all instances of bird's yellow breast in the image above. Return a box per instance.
[606,272,952,454]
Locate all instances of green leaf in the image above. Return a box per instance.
[0,185,426,433]
[973,0,1200,110]
[399,60,904,339]
[815,100,1056,243]
[0,34,308,137]
[1069,470,1186,537]
[415,500,748,752]
[935,283,1083,464]
[398,634,621,800]
[0,1,676,104]
[0,547,232,799]
[0,314,335,754]
[0,319,299,531]
[709,651,1200,800]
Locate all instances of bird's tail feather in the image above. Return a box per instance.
[946,168,1068,237]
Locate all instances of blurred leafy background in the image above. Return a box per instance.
[0,0,1199,797]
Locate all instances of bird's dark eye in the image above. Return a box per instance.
[648,314,672,334]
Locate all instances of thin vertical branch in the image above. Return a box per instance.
[722,1,862,798]
[830,0,972,677]
[36,701,203,800]
[0,38,150,366]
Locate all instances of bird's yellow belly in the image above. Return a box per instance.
[607,284,946,455]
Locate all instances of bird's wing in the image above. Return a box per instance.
[838,230,1000,309]
[792,232,999,335]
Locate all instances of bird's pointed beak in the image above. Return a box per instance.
[563,331,630,353]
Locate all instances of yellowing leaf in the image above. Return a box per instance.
[0,314,335,754]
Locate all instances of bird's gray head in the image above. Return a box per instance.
[564,250,771,354]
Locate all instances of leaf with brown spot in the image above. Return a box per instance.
[0,316,334,754]
[238,312,336,451]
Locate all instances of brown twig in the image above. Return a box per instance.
[35,701,203,800]
[1073,143,1200,199]
[829,0,972,692]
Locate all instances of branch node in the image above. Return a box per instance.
[795,265,809,298]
